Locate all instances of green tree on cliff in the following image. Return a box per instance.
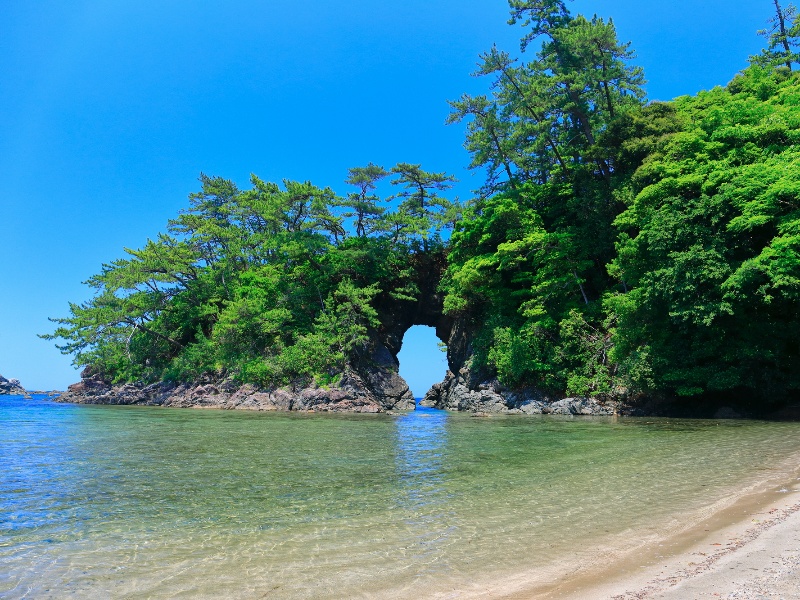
[442,0,645,395]
[752,0,800,70]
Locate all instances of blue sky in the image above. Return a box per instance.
[0,0,769,391]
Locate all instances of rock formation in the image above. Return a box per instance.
[56,251,620,415]
[56,363,413,413]
[420,370,617,415]
[0,374,28,395]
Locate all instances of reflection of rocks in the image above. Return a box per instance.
[0,374,28,395]
[713,406,742,419]
[421,367,617,416]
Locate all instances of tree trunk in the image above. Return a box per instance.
[775,0,794,71]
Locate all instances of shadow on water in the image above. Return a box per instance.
[391,403,456,571]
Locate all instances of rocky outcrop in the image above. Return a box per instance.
[358,340,415,410]
[0,374,28,395]
[53,248,630,416]
[420,364,618,416]
[55,254,437,413]
[55,366,409,413]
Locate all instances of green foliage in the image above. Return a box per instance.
[750,1,800,71]
[45,163,455,388]
[441,1,646,396]
[442,1,800,405]
[341,163,389,238]
[609,67,800,402]
[450,2,645,194]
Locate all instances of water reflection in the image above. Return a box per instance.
[392,405,455,571]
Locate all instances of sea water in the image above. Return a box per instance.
[2,395,800,599]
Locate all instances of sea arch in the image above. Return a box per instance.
[362,251,473,409]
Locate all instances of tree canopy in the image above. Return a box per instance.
[443,0,800,406]
[45,166,456,387]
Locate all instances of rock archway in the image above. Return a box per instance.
[56,250,498,414]
[354,251,476,410]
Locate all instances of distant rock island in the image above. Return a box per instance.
[0,374,60,397]
[0,374,28,395]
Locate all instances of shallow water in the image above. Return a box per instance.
[2,395,800,599]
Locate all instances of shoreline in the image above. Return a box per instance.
[418,450,800,600]
[507,461,800,599]
[560,493,800,599]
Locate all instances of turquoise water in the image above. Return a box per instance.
[2,395,800,599]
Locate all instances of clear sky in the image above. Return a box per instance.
[0,0,770,391]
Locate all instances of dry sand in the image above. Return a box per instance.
[550,483,800,599]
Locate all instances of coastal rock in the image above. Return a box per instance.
[0,374,28,395]
[421,369,509,413]
[359,342,415,410]
[52,248,638,417]
[55,367,389,413]
[55,255,438,413]
[421,365,618,416]
[542,397,615,415]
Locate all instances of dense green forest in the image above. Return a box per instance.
[48,0,800,407]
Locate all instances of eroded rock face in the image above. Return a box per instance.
[357,340,415,410]
[56,347,415,412]
[56,367,402,413]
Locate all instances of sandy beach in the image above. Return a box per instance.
[573,497,800,599]
[422,444,800,600]
[439,453,800,600]
[554,478,800,599]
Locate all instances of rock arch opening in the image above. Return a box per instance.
[397,325,449,400]
[362,251,475,410]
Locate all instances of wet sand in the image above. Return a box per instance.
[419,452,800,600]
[571,495,800,599]
[545,475,800,599]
